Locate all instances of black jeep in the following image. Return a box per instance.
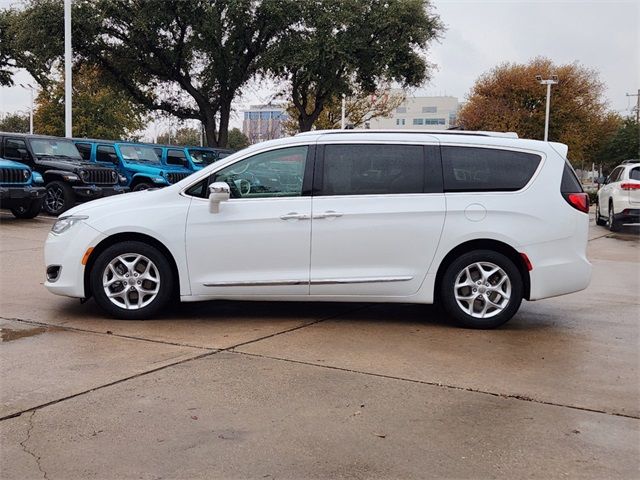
[0,133,128,215]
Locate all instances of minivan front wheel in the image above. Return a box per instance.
[90,241,174,319]
[440,250,523,329]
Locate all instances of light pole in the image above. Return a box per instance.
[19,83,35,134]
[64,0,72,138]
[536,75,558,141]
[341,94,346,129]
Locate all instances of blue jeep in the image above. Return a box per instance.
[0,157,46,218]
[74,140,194,191]
[153,145,235,171]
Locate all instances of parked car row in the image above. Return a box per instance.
[0,132,233,218]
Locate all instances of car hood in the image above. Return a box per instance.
[62,188,164,218]
[0,158,30,169]
[122,161,191,174]
[37,157,112,171]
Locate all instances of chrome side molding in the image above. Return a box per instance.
[203,276,413,287]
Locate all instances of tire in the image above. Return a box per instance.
[90,241,174,320]
[132,182,153,192]
[440,250,523,329]
[608,202,621,232]
[43,180,75,216]
[595,202,607,226]
[10,199,43,219]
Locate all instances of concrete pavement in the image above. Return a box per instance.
[0,212,638,479]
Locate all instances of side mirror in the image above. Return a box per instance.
[208,182,230,213]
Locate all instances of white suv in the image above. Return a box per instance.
[595,160,640,231]
[44,130,591,328]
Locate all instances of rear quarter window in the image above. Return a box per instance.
[629,167,640,181]
[442,146,541,192]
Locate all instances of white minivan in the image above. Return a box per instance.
[44,130,591,328]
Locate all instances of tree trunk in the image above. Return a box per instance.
[298,113,315,132]
[218,101,231,148]
[202,110,218,147]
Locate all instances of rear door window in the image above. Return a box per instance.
[630,167,640,181]
[76,143,92,160]
[96,145,117,164]
[167,149,187,166]
[316,144,438,196]
[441,146,541,192]
[4,138,29,161]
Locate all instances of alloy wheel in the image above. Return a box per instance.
[102,253,161,310]
[453,261,511,319]
[44,185,64,213]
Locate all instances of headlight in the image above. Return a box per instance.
[111,171,117,181]
[32,172,44,184]
[22,169,30,180]
[51,215,89,235]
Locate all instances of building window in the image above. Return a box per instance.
[396,107,407,114]
[422,106,437,113]
[449,113,457,126]
[401,119,406,126]
[424,118,446,125]
[412,118,424,125]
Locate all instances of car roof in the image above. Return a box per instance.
[0,132,76,141]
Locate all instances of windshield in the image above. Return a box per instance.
[119,145,160,163]
[188,149,220,165]
[30,139,82,159]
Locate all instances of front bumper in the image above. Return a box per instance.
[72,184,129,200]
[0,185,46,200]
[44,221,106,298]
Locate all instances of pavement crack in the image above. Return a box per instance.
[223,304,371,351]
[19,411,48,480]
[230,350,640,421]
[0,316,214,351]
[0,349,219,422]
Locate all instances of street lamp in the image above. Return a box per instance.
[536,75,558,141]
[19,83,35,134]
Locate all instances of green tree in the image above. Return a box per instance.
[2,0,299,147]
[458,57,619,164]
[76,0,299,147]
[0,0,65,88]
[156,127,200,146]
[268,0,442,131]
[34,65,145,139]
[227,128,250,149]
[0,112,29,133]
[597,117,640,170]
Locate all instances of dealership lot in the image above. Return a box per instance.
[0,213,638,478]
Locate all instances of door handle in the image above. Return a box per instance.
[280,212,310,220]
[313,210,343,219]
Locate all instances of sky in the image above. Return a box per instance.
[0,0,638,140]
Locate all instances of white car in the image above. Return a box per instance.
[44,130,591,329]
[595,160,640,231]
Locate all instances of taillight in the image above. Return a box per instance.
[620,183,640,190]
[563,192,589,213]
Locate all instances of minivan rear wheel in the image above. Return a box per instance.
[440,250,523,329]
[90,241,173,320]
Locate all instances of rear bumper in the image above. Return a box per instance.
[0,185,46,200]
[522,212,591,300]
[614,209,640,224]
[72,184,128,199]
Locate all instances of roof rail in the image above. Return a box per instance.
[295,129,519,139]
[621,159,640,164]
